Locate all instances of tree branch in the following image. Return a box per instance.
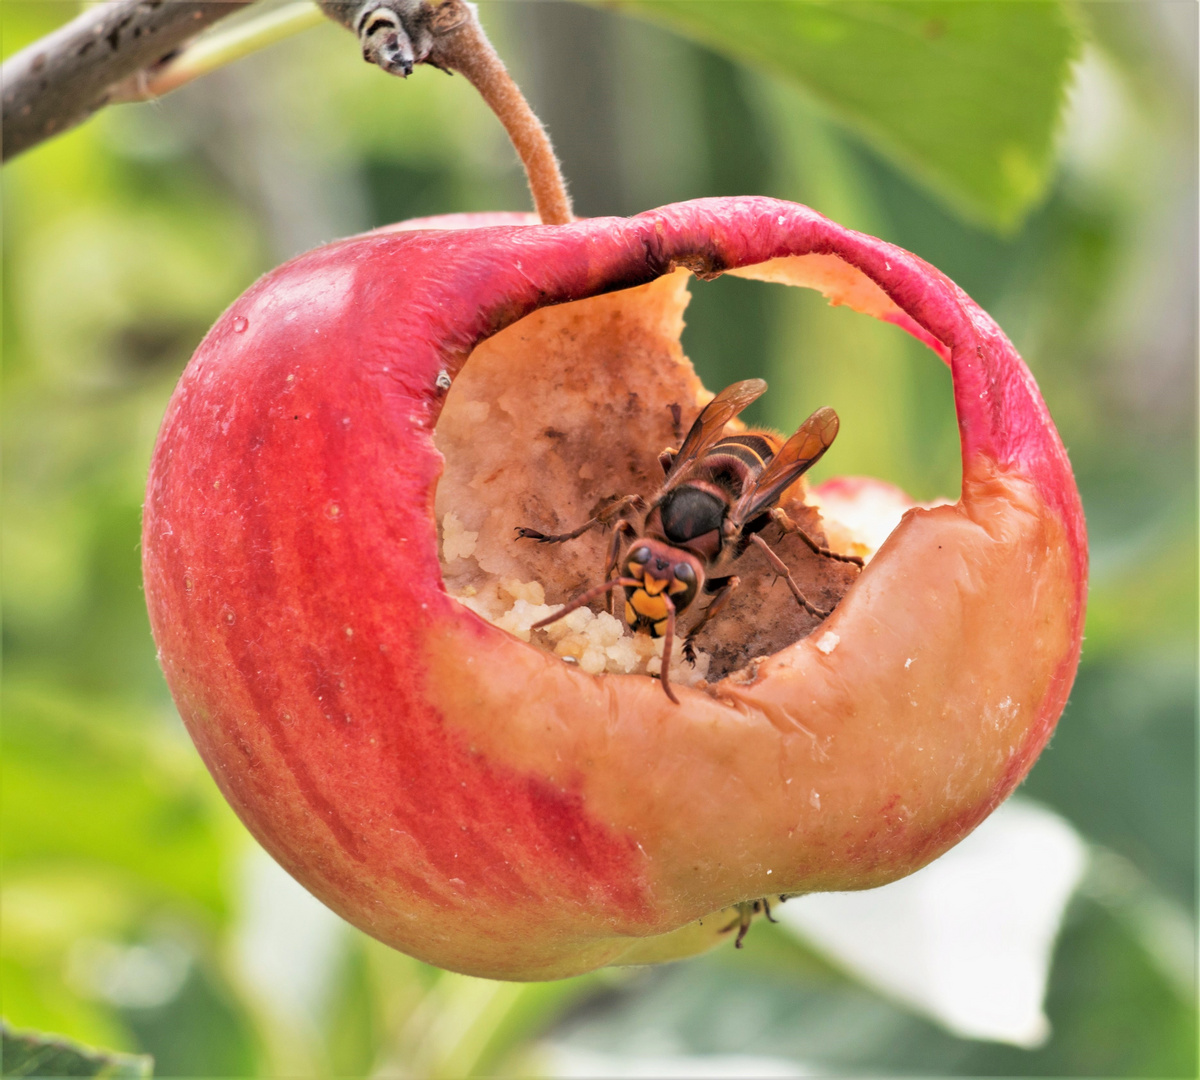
[1,0,254,162]
[107,2,326,104]
[3,0,572,226]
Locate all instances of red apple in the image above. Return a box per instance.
[142,197,1086,980]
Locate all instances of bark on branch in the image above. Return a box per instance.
[3,0,571,226]
[1,0,253,162]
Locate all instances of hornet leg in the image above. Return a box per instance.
[770,507,864,567]
[750,533,831,619]
[656,593,680,705]
[516,493,645,544]
[682,575,740,663]
[601,519,635,615]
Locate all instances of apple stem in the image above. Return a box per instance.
[432,3,573,225]
[321,0,573,225]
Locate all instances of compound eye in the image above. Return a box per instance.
[629,546,652,565]
[674,562,696,585]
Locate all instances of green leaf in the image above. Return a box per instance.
[0,1022,152,1079]
[0,682,234,915]
[603,0,1080,230]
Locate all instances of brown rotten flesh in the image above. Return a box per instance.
[435,269,861,688]
[142,198,1087,981]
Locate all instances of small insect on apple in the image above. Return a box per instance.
[519,378,864,703]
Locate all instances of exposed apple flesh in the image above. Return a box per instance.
[142,197,1086,980]
[433,266,860,686]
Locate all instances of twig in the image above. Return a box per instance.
[1,0,254,162]
[109,1,326,104]
[5,0,572,226]
[319,0,572,224]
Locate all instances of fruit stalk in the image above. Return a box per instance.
[320,0,573,225]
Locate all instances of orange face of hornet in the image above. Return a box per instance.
[622,539,703,638]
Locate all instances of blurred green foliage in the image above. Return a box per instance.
[1,1022,152,1078]
[612,0,1079,230]
[2,1,1196,1076]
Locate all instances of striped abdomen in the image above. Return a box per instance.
[701,431,781,493]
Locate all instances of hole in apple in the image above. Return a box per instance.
[432,267,884,687]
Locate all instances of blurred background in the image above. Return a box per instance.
[2,1,1196,1076]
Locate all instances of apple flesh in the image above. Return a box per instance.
[142,197,1086,980]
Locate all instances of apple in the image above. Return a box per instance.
[142,197,1086,980]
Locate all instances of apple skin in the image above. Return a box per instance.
[143,197,1086,980]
